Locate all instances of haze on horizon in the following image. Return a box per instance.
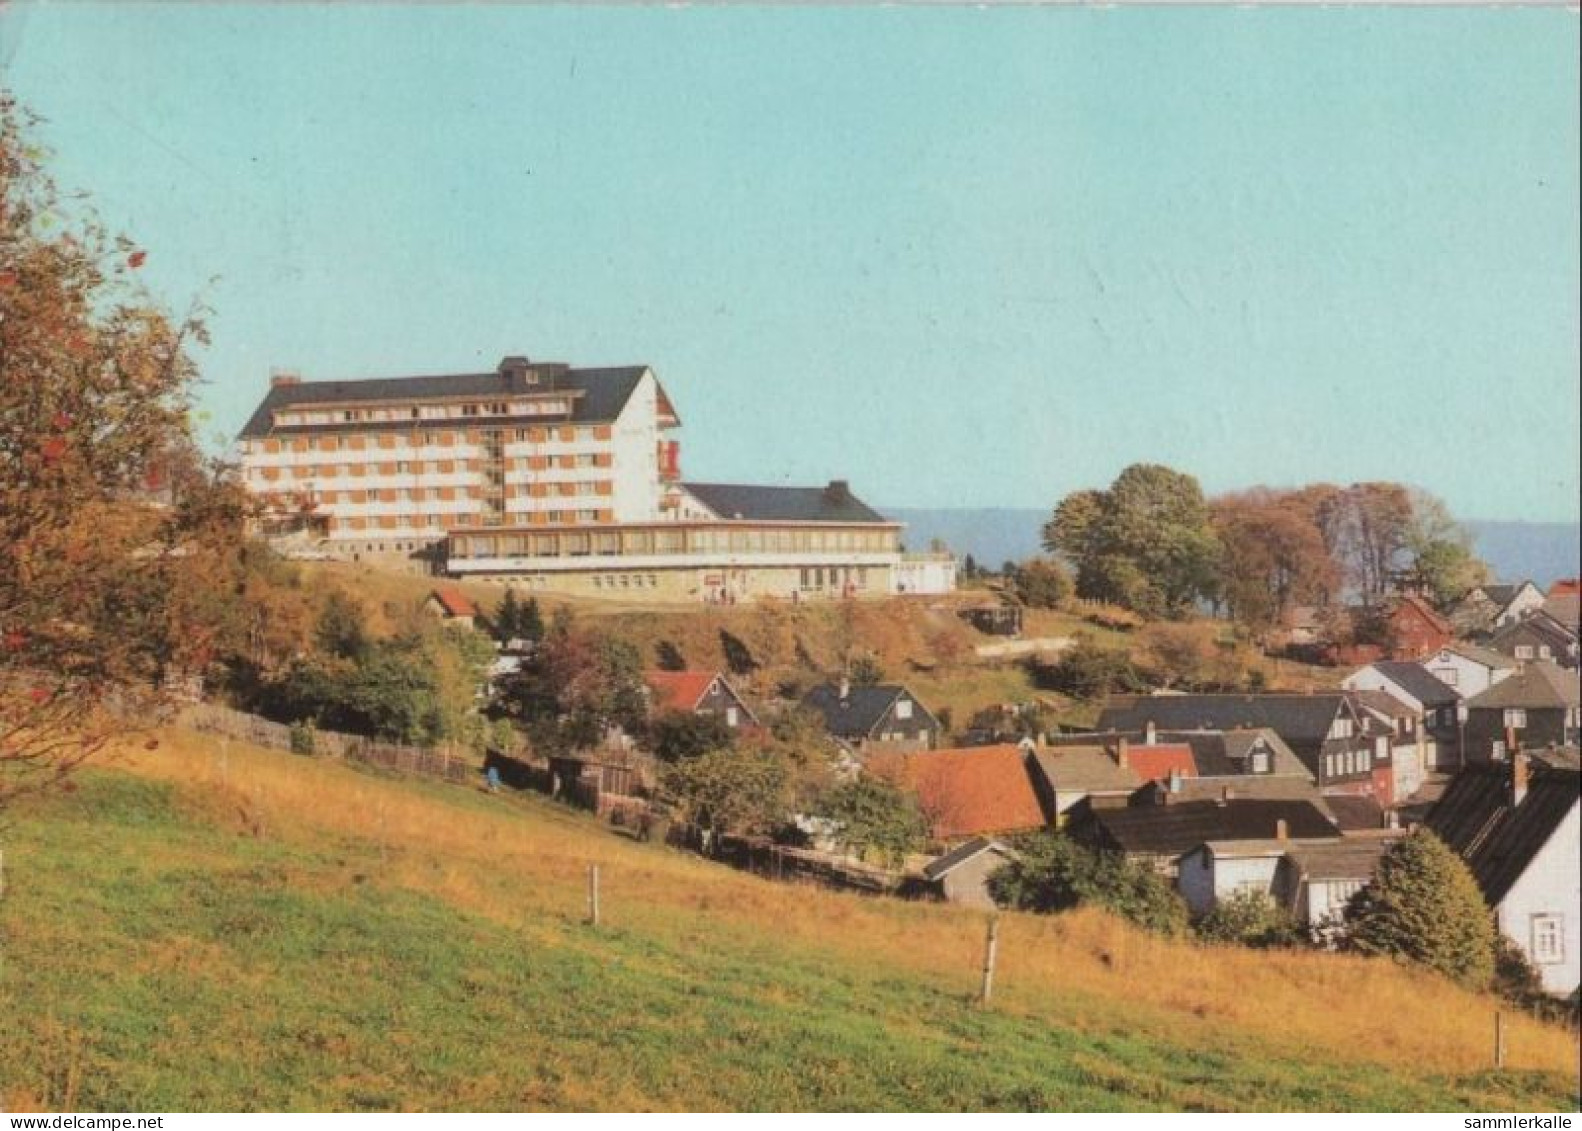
[1,4,1576,523]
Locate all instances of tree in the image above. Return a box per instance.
[1343,829,1495,989]
[989,832,1189,936]
[1210,489,1339,631]
[1026,634,1145,700]
[650,710,734,764]
[2,95,211,810]
[848,653,885,687]
[1014,557,1072,610]
[1402,488,1491,610]
[315,590,370,661]
[1042,465,1221,619]
[660,745,792,843]
[817,776,927,867]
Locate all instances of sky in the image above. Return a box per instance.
[1,4,1578,522]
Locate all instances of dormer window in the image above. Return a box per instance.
[1251,752,1269,774]
[895,699,913,720]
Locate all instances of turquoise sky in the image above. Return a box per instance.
[2,5,1577,520]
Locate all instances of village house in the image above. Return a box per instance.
[1272,838,1401,938]
[1024,744,1144,820]
[1073,797,1340,877]
[423,586,479,629]
[1452,581,1547,636]
[1342,661,1459,771]
[1542,581,1580,633]
[1382,593,1455,659]
[644,670,757,730]
[801,679,941,754]
[1421,642,1518,700]
[1348,689,1428,800]
[1427,755,1581,996]
[1097,694,1388,801]
[1486,612,1580,671]
[869,744,1048,842]
[1461,662,1581,763]
[918,837,1018,909]
[1176,823,1371,920]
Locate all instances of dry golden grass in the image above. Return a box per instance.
[117,726,1582,1085]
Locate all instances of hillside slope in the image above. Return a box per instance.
[2,731,1575,1112]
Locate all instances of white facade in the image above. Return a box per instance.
[1421,647,1514,700]
[1495,583,1547,628]
[1177,843,1287,917]
[891,554,958,596]
[1497,801,1581,997]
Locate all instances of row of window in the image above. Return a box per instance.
[591,574,662,591]
[252,454,611,479]
[272,481,610,505]
[801,566,869,591]
[453,526,897,559]
[329,509,612,533]
[256,423,611,453]
[275,399,576,428]
[1323,748,1373,779]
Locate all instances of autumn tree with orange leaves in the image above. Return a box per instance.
[1,94,235,810]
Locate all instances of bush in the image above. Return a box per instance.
[1196,890,1300,948]
[288,721,317,756]
[1026,634,1145,700]
[990,832,1189,937]
[817,777,927,868]
[1343,829,1495,989]
[1015,557,1073,610]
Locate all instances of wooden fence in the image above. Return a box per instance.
[179,702,477,784]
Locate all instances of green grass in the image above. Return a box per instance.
[1,766,1576,1112]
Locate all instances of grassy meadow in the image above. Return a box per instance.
[1,728,1575,1112]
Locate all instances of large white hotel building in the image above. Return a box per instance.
[238,355,954,602]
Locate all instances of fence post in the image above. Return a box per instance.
[587,864,601,927]
[1494,1010,1507,1069]
[980,915,1000,1007]
[0,846,6,900]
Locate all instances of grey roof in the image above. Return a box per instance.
[1027,747,1142,795]
[1427,764,1581,904]
[1137,775,1329,812]
[1465,662,1580,711]
[1440,642,1520,671]
[1322,794,1388,832]
[1097,696,1354,751]
[1350,689,1418,721]
[682,481,891,525]
[1487,614,1579,658]
[1048,728,1312,781]
[1368,662,1460,708]
[922,836,1014,881]
[239,362,653,439]
[1284,838,1399,882]
[1480,584,1521,607]
[1086,799,1339,858]
[801,683,932,739]
[1542,593,1580,630]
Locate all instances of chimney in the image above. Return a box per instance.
[1502,725,1519,761]
[270,368,301,388]
[1117,737,1130,766]
[838,675,851,703]
[1275,818,1288,842]
[1512,751,1531,806]
[1167,767,1183,795]
[824,480,852,506]
[1145,720,1158,745]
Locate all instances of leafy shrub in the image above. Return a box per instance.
[288,721,317,756]
[1196,890,1300,948]
[990,832,1189,937]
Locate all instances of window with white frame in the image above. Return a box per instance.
[1531,914,1564,964]
[895,699,913,721]
[1516,645,1534,660]
[1504,708,1527,729]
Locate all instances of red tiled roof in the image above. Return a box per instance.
[1392,593,1452,635]
[645,670,718,713]
[870,744,1047,840]
[1123,743,1197,784]
[431,587,478,618]
[1549,578,1581,598]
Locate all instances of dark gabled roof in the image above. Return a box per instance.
[239,363,652,439]
[1427,765,1581,904]
[801,683,930,739]
[1135,775,1329,812]
[681,481,891,525]
[1465,662,1580,711]
[1087,799,1339,859]
[1488,615,1579,656]
[1350,689,1418,721]
[1284,838,1399,882]
[922,836,1015,881]
[1368,662,1461,708]
[1048,728,1311,781]
[1097,696,1352,749]
[1439,642,1519,671]
[1480,584,1520,607]
[1323,794,1388,832]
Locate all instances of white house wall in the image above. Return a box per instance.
[1498,802,1581,997]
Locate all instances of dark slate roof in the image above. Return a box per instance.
[801,684,928,739]
[1481,584,1520,607]
[1465,662,1580,711]
[1135,775,1329,812]
[682,481,891,525]
[1369,662,1461,708]
[239,363,652,439]
[1284,838,1399,882]
[1323,794,1388,832]
[1087,799,1339,859]
[1048,728,1311,781]
[922,836,1014,881]
[1097,696,1350,749]
[1427,765,1581,904]
[1488,615,1579,658]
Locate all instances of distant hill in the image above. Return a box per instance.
[888,508,1579,589]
